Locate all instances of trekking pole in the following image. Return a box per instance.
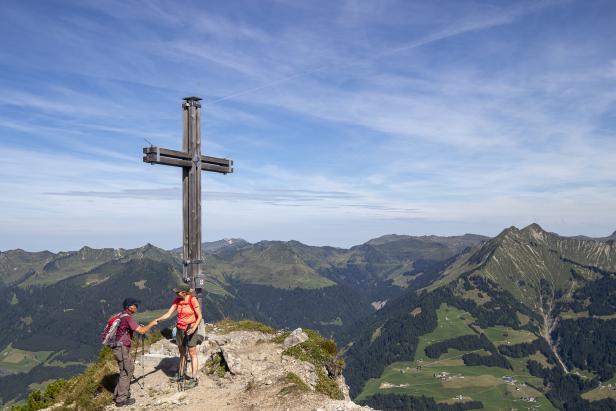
[141,333,146,388]
[178,325,192,391]
[132,335,145,389]
[177,331,185,391]
[178,335,187,391]
[176,337,181,392]
[182,329,190,390]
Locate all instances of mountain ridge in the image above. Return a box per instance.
[342,224,616,410]
[0,233,489,405]
[2,226,616,409]
[1,233,491,291]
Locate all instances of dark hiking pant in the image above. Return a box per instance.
[112,345,134,403]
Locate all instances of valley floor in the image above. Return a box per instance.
[356,304,557,410]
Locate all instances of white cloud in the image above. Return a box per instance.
[1,0,615,250]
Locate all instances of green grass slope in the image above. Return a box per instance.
[429,224,616,312]
[204,241,336,289]
[356,304,556,410]
[0,250,55,286]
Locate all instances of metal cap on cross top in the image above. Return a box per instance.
[142,96,233,314]
[183,96,202,108]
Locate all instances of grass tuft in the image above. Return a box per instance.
[53,345,116,411]
[319,339,337,356]
[282,329,344,400]
[10,379,67,411]
[271,331,291,344]
[208,319,275,334]
[279,372,310,396]
[316,369,344,400]
[11,332,164,411]
[204,352,228,378]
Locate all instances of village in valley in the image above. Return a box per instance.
[378,368,543,408]
[359,304,558,410]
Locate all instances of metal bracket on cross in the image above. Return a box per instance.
[183,259,204,265]
[143,147,233,174]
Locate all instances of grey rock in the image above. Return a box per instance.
[283,328,309,349]
[221,348,242,375]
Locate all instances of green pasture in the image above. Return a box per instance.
[357,358,556,410]
[458,288,492,305]
[571,367,597,380]
[415,304,477,362]
[320,317,343,326]
[560,310,589,320]
[559,310,616,321]
[357,303,556,410]
[582,385,616,402]
[42,351,88,368]
[205,279,231,296]
[481,325,537,346]
[0,344,53,373]
[506,356,546,387]
[581,373,616,401]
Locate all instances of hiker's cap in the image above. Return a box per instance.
[173,284,190,293]
[122,297,141,309]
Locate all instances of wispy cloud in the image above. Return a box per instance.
[43,187,420,215]
[45,187,358,201]
[1,0,615,251]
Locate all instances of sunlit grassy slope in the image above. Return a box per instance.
[357,304,555,410]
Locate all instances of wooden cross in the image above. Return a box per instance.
[142,96,233,311]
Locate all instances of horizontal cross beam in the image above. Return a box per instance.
[143,147,232,166]
[142,147,233,174]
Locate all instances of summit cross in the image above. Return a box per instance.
[142,96,233,314]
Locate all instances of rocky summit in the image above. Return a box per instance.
[107,323,372,411]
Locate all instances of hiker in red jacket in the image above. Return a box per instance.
[113,298,157,407]
[155,284,203,388]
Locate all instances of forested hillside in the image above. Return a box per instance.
[343,224,616,410]
[0,233,481,405]
[3,225,615,410]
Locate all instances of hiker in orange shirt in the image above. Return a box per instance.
[155,284,203,387]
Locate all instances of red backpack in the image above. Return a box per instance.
[101,312,129,347]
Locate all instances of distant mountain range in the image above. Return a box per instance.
[0,232,485,405]
[568,230,616,242]
[1,226,615,410]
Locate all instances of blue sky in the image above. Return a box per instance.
[1,0,616,251]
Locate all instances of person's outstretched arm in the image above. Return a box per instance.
[135,319,158,335]
[155,304,178,322]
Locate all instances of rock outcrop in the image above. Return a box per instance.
[117,323,373,411]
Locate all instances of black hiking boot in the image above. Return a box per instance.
[183,377,199,389]
[115,398,136,407]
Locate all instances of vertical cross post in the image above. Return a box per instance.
[182,97,203,300]
[143,96,233,332]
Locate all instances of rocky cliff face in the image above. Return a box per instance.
[111,324,372,411]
